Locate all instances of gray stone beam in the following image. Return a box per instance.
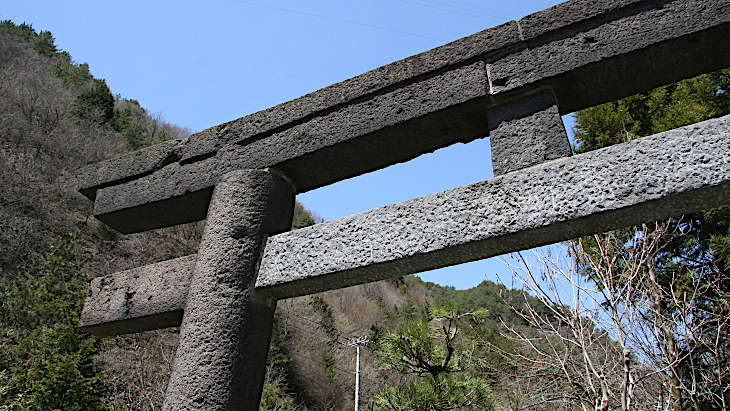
[79,255,195,336]
[76,0,730,234]
[92,61,490,233]
[79,115,730,337]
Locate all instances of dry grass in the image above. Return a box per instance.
[100,329,179,410]
[274,281,410,410]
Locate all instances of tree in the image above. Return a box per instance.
[571,69,730,410]
[0,235,109,410]
[71,78,114,123]
[292,202,319,230]
[260,327,297,411]
[372,300,498,410]
[573,69,730,153]
[500,225,729,410]
[0,21,56,57]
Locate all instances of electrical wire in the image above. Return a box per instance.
[278,315,352,346]
[223,0,445,42]
[400,0,496,21]
[419,0,510,20]
[294,353,355,375]
[275,321,363,375]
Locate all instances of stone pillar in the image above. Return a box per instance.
[489,89,571,176]
[163,169,294,411]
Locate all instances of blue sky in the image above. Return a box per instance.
[4,0,575,290]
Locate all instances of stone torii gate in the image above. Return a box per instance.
[76,0,730,409]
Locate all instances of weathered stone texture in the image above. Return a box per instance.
[79,255,196,336]
[93,62,490,233]
[74,2,730,409]
[257,115,730,298]
[179,22,519,163]
[163,170,293,411]
[79,115,730,336]
[76,139,180,199]
[77,0,730,233]
[517,0,644,40]
[490,0,730,102]
[489,89,571,175]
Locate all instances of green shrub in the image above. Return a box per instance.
[292,203,316,229]
[51,59,94,88]
[110,101,148,150]
[260,379,295,411]
[71,79,114,123]
[372,300,498,410]
[0,235,109,410]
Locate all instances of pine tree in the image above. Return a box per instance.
[372,300,498,410]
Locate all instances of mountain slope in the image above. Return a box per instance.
[0,22,553,410]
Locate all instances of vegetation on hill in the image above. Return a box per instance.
[1,236,107,410]
[0,20,200,410]
[1,18,727,411]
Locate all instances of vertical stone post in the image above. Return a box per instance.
[163,169,294,411]
[489,88,571,175]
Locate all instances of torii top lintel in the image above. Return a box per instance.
[77,0,730,234]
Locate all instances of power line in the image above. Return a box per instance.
[223,0,445,42]
[281,317,351,345]
[342,324,372,337]
[277,316,351,346]
[291,350,356,375]
[274,319,374,381]
[422,0,510,20]
[400,0,501,22]
[288,309,372,341]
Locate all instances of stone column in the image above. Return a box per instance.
[163,169,294,410]
[489,88,571,176]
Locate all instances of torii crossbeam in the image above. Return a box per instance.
[76,0,730,409]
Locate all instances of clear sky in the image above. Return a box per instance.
[3,0,575,290]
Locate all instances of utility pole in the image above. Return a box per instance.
[347,337,368,411]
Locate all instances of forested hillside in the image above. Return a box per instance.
[0,21,514,410]
[1,21,727,411]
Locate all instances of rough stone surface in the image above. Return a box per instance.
[517,0,644,40]
[80,0,650,188]
[79,255,196,336]
[257,115,730,298]
[77,139,179,199]
[488,0,730,97]
[79,115,730,335]
[489,89,571,175]
[94,62,490,233]
[77,0,730,233]
[162,170,294,411]
[178,21,519,163]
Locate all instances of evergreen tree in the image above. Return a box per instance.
[0,235,109,410]
[0,21,56,56]
[72,79,115,123]
[372,300,498,410]
[111,99,149,149]
[292,202,317,229]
